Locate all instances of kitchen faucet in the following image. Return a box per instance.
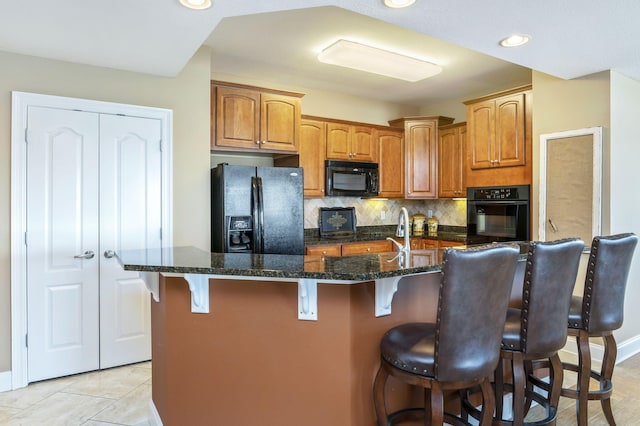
[387,207,410,255]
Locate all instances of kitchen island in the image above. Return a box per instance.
[118,245,524,426]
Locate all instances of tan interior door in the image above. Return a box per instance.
[545,134,594,242]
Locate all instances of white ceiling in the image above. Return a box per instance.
[1,0,638,106]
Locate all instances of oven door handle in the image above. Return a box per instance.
[468,201,528,205]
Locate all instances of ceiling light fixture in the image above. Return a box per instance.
[383,0,416,8]
[317,39,442,82]
[499,34,530,47]
[179,0,212,10]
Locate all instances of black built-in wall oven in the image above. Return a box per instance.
[466,185,530,244]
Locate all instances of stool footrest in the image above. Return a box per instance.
[387,407,472,426]
[462,383,557,426]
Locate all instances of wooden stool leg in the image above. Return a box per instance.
[373,364,390,426]
[549,353,563,409]
[495,357,505,419]
[429,381,444,426]
[512,353,526,426]
[479,378,495,426]
[576,331,591,426]
[601,334,617,426]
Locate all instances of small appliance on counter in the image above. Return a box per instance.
[411,214,426,236]
[427,211,439,237]
[319,207,357,239]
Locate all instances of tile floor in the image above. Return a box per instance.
[0,362,151,426]
[0,353,638,425]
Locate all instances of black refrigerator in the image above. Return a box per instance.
[211,164,304,255]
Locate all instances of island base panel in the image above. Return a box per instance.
[152,274,443,425]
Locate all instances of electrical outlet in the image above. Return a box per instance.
[381,210,386,220]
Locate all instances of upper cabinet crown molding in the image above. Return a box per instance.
[462,84,532,106]
[210,80,305,98]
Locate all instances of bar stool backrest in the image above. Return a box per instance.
[583,233,639,333]
[435,244,520,382]
[520,238,584,357]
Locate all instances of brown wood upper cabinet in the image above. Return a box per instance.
[438,122,467,198]
[211,82,302,153]
[464,85,530,170]
[326,122,377,162]
[377,128,405,198]
[463,85,532,188]
[389,116,454,199]
[299,118,326,198]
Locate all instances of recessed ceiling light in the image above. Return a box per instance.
[499,34,530,47]
[179,0,212,10]
[383,0,416,8]
[318,39,442,82]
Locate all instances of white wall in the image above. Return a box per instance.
[0,47,211,373]
[533,69,640,355]
[609,71,640,343]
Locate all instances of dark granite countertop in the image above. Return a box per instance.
[117,246,449,281]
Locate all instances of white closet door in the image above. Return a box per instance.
[26,106,101,382]
[98,114,162,368]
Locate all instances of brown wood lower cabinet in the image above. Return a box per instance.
[306,239,463,256]
[305,240,393,256]
[305,243,341,256]
[340,240,393,256]
[410,238,464,250]
[438,240,465,248]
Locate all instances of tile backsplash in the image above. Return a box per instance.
[304,197,467,229]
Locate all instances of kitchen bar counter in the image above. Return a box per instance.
[117,245,453,320]
[118,245,446,280]
[118,245,525,426]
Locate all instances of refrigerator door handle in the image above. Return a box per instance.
[256,176,265,253]
[251,176,262,254]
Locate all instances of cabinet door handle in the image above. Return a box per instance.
[255,140,260,145]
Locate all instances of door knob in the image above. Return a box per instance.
[74,250,95,259]
[104,250,116,259]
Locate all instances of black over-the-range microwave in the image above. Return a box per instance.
[325,160,379,197]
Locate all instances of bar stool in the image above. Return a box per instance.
[373,244,520,426]
[531,233,638,425]
[493,238,584,426]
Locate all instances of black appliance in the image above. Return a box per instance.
[211,164,304,255]
[466,184,530,244]
[325,160,378,197]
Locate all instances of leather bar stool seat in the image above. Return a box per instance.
[373,244,520,426]
[531,233,638,425]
